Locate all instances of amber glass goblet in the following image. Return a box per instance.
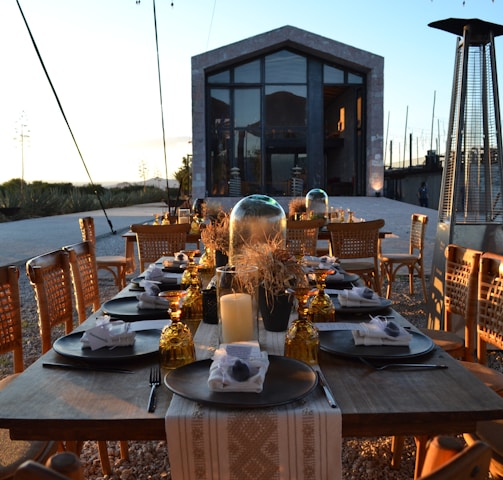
[309,267,336,323]
[158,290,195,370]
[284,286,319,365]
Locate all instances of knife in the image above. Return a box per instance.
[43,362,134,374]
[317,370,338,408]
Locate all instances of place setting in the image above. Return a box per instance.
[316,315,436,360]
[164,341,318,408]
[51,316,170,363]
[327,285,393,314]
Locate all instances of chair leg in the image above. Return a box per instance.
[414,435,430,479]
[391,435,405,469]
[408,266,415,295]
[98,440,112,475]
[120,440,129,460]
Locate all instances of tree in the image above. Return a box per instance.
[174,155,192,197]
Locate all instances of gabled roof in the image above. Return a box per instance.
[192,25,383,74]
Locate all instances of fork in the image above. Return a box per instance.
[147,366,161,412]
[359,356,448,371]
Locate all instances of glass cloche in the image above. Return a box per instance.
[306,188,328,220]
[229,194,286,264]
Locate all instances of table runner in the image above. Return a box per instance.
[165,322,342,480]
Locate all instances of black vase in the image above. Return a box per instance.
[215,250,228,268]
[258,286,293,332]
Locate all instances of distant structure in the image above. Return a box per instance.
[191,26,384,199]
[427,18,503,328]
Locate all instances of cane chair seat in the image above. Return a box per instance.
[0,265,57,480]
[286,218,325,257]
[379,213,428,301]
[326,219,385,294]
[79,217,128,291]
[131,223,189,272]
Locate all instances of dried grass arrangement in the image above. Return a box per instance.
[288,197,306,219]
[236,235,309,305]
[200,211,230,256]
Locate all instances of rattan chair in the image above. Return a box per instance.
[420,244,482,362]
[0,265,57,480]
[463,252,503,479]
[326,218,385,293]
[418,438,491,480]
[379,213,428,301]
[26,250,75,354]
[392,245,484,473]
[286,218,325,257]
[131,223,189,272]
[26,250,123,475]
[79,217,128,291]
[64,241,101,324]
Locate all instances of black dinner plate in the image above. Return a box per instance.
[53,330,161,362]
[330,295,393,315]
[102,296,170,320]
[164,356,318,408]
[319,329,434,359]
[325,272,360,289]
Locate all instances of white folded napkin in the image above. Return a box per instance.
[207,342,269,393]
[81,318,136,350]
[137,292,170,310]
[352,316,412,346]
[338,287,382,307]
[144,264,165,282]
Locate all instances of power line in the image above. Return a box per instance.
[15,0,116,234]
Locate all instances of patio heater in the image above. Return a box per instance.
[428,18,503,329]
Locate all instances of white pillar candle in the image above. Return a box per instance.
[220,292,254,343]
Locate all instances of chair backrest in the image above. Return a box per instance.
[64,241,101,324]
[410,213,428,256]
[26,250,74,354]
[286,218,325,256]
[79,217,96,245]
[477,252,503,364]
[419,440,491,480]
[131,223,189,271]
[15,461,73,480]
[327,218,385,259]
[444,244,482,362]
[0,265,24,373]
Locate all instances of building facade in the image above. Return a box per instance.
[191,26,384,199]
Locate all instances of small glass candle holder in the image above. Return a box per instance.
[177,208,191,224]
[216,265,259,344]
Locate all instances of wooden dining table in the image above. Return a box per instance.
[1,271,503,477]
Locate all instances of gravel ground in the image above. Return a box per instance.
[2,231,501,479]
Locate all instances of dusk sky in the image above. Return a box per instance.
[0,0,501,185]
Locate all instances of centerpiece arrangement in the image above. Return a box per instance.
[200,211,230,268]
[236,235,309,332]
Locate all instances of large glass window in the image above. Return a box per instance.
[234,60,260,83]
[206,49,365,196]
[209,89,231,195]
[265,50,306,83]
